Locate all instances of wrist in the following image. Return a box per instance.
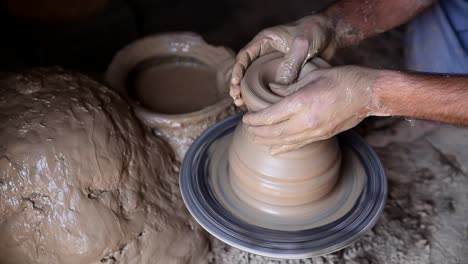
[296,14,338,56]
[322,6,357,49]
[370,69,401,116]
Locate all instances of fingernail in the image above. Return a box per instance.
[270,148,279,156]
[275,73,288,85]
[231,76,240,84]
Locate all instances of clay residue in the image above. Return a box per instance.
[0,68,208,264]
[133,58,221,115]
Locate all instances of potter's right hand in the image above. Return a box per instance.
[243,66,388,155]
[230,14,337,106]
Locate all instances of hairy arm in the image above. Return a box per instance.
[324,0,437,48]
[243,66,468,154]
[374,71,468,125]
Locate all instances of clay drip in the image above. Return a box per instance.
[227,53,342,218]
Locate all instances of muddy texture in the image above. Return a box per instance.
[0,68,208,264]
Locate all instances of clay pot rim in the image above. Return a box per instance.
[241,53,330,112]
[105,32,235,128]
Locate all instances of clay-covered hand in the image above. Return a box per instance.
[230,15,336,106]
[243,66,387,155]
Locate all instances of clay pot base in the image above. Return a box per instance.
[180,115,387,258]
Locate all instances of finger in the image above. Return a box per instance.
[231,39,275,85]
[253,129,316,146]
[269,82,299,97]
[271,143,307,155]
[230,84,240,98]
[234,98,244,106]
[270,134,331,155]
[243,98,295,126]
[247,116,307,138]
[275,37,310,85]
[231,58,247,86]
[269,67,326,97]
[254,126,332,146]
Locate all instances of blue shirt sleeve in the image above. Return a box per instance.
[405,0,468,74]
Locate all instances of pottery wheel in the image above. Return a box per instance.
[180,114,387,259]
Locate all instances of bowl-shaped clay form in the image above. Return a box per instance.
[105,32,238,160]
[229,52,341,216]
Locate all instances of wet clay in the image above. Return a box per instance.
[0,68,208,264]
[223,53,363,227]
[209,131,366,231]
[133,58,221,114]
[106,33,239,160]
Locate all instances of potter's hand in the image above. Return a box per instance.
[230,15,336,106]
[243,66,386,155]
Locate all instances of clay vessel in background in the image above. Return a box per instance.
[229,53,342,217]
[106,33,238,161]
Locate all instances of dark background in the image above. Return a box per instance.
[0,0,402,75]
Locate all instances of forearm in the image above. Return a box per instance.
[324,0,436,48]
[373,70,468,125]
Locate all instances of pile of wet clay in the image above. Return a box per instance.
[0,68,208,264]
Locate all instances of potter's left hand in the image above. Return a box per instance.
[243,66,387,155]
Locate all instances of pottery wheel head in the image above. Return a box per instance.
[240,52,330,112]
[180,115,387,258]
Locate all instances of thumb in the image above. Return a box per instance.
[269,82,296,97]
[275,37,310,85]
[270,68,326,97]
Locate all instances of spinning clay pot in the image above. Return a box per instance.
[229,52,342,218]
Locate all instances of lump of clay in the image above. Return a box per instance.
[0,68,208,264]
